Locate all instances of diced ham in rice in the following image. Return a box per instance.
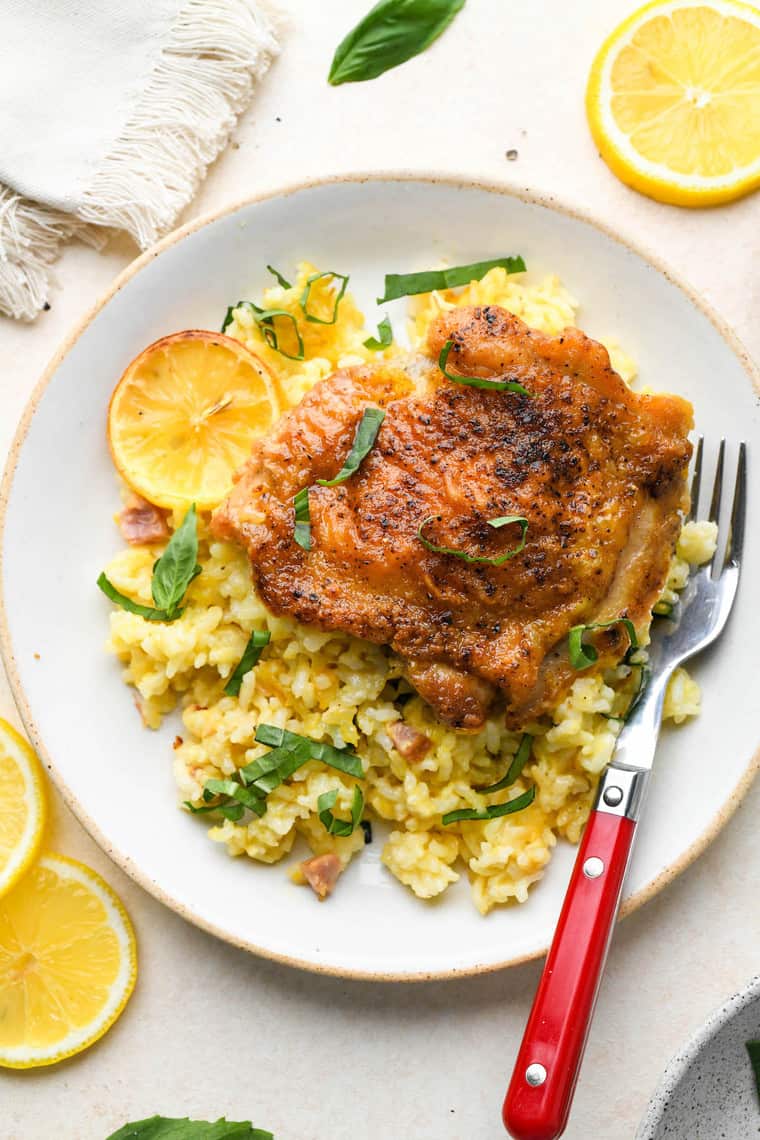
[118,495,170,545]
[301,853,343,900]
[388,720,432,762]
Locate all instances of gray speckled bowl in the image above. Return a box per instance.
[637,976,760,1139]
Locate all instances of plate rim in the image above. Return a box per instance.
[1,169,758,982]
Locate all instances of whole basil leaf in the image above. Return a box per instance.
[328,0,466,86]
[97,573,172,622]
[151,505,201,615]
[105,1116,273,1139]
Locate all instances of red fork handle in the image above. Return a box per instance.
[503,806,637,1140]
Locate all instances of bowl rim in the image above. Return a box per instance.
[1,169,758,981]
[636,973,760,1138]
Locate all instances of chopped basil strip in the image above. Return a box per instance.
[418,513,528,566]
[190,776,268,820]
[361,819,373,844]
[254,724,364,777]
[151,505,201,616]
[378,255,526,303]
[316,407,385,487]
[106,1115,274,1140]
[191,728,364,823]
[224,630,271,696]
[266,264,292,289]
[329,0,465,86]
[568,618,639,671]
[293,486,312,550]
[442,785,536,825]
[364,315,393,350]
[222,301,305,360]
[318,785,364,836]
[184,799,247,822]
[239,738,313,798]
[98,505,200,623]
[439,338,530,395]
[300,271,349,325]
[747,1041,760,1105]
[624,665,650,722]
[479,734,533,793]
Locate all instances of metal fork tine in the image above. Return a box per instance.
[687,435,704,522]
[723,441,747,570]
[708,439,725,526]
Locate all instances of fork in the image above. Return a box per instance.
[503,438,747,1140]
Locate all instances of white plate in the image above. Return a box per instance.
[1,174,758,980]
[637,975,760,1139]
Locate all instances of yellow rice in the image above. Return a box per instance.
[103,263,716,914]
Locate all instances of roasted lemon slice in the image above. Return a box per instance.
[0,854,137,1068]
[587,0,760,206]
[0,719,46,900]
[108,331,280,510]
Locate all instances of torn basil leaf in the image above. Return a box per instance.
[378,255,525,303]
[438,338,530,395]
[318,785,364,836]
[442,785,536,825]
[316,407,385,487]
[568,618,639,671]
[224,630,271,697]
[417,513,528,566]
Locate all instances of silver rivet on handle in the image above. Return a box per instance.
[603,785,623,806]
[525,1063,547,1087]
[583,857,604,879]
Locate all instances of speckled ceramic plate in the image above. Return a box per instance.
[1,174,759,979]
[637,975,760,1139]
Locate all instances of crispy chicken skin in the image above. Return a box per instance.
[212,306,693,729]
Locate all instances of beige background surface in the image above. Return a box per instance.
[2,2,759,1137]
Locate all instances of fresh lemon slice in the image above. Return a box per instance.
[587,0,760,206]
[0,719,46,900]
[0,854,136,1068]
[108,330,280,510]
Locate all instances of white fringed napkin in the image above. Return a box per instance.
[0,0,279,320]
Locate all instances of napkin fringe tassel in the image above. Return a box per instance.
[0,0,279,320]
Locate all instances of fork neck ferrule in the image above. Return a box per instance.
[594,764,650,822]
